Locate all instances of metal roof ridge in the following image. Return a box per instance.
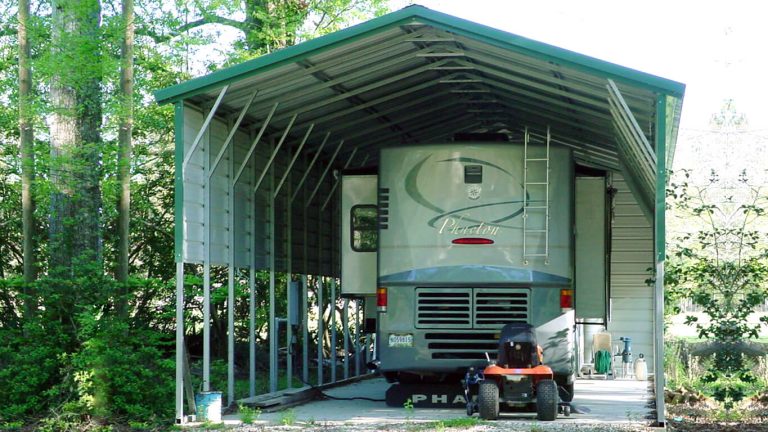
[154,4,685,105]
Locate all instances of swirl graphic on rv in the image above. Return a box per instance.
[404,155,530,231]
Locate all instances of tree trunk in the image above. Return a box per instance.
[116,0,134,316]
[49,0,103,280]
[18,0,36,315]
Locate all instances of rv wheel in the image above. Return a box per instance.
[536,379,558,421]
[559,382,574,402]
[478,380,499,420]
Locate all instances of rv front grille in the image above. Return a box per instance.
[425,332,499,360]
[415,289,471,328]
[473,288,530,328]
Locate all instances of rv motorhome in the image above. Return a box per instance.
[341,131,610,402]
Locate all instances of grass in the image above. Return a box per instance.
[238,403,261,424]
[412,417,482,431]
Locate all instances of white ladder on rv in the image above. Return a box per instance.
[522,126,550,263]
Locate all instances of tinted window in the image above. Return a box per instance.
[351,205,377,252]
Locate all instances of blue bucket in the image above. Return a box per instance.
[195,391,222,423]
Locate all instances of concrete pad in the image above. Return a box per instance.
[218,376,652,428]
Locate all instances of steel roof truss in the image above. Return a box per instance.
[234,102,278,185]
[454,36,654,113]
[210,89,258,178]
[269,59,451,124]
[291,132,331,203]
[254,113,297,193]
[182,85,229,172]
[274,124,315,198]
[306,140,345,208]
[290,77,446,133]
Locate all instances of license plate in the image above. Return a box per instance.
[388,333,413,348]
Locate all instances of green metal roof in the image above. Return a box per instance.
[156,4,685,201]
[155,5,684,104]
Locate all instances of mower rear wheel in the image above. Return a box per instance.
[478,380,499,420]
[536,379,558,421]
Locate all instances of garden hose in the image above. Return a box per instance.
[595,349,612,374]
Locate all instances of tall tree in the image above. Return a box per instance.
[117,0,135,314]
[49,0,103,276]
[18,0,36,311]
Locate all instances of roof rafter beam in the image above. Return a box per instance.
[231,45,436,116]
[489,93,614,141]
[456,58,619,112]
[269,59,451,124]
[297,58,407,141]
[325,98,468,147]
[348,113,478,154]
[452,36,654,114]
[288,77,445,132]
[455,62,614,122]
[299,92,450,152]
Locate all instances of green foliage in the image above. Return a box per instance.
[238,404,261,424]
[666,168,768,409]
[0,320,67,421]
[280,408,296,426]
[0,0,392,428]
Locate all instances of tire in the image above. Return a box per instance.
[555,374,574,402]
[536,379,558,421]
[478,380,499,420]
[559,382,574,402]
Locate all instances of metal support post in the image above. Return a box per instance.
[248,129,257,398]
[175,262,185,423]
[301,152,310,385]
[317,276,324,385]
[202,109,211,392]
[286,160,294,389]
[343,298,350,379]
[330,277,337,383]
[302,274,309,384]
[227,120,235,407]
[355,299,361,377]
[248,266,256,397]
[268,141,278,393]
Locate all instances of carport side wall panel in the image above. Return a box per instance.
[606,174,655,371]
[181,104,259,266]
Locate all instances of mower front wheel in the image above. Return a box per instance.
[478,380,499,420]
[536,379,558,421]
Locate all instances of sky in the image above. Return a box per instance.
[390,0,768,134]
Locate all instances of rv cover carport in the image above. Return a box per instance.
[156,4,684,426]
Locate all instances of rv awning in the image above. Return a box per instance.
[155,5,684,205]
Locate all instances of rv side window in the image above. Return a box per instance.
[351,205,377,252]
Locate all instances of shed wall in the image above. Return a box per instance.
[180,104,339,275]
[607,174,655,372]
